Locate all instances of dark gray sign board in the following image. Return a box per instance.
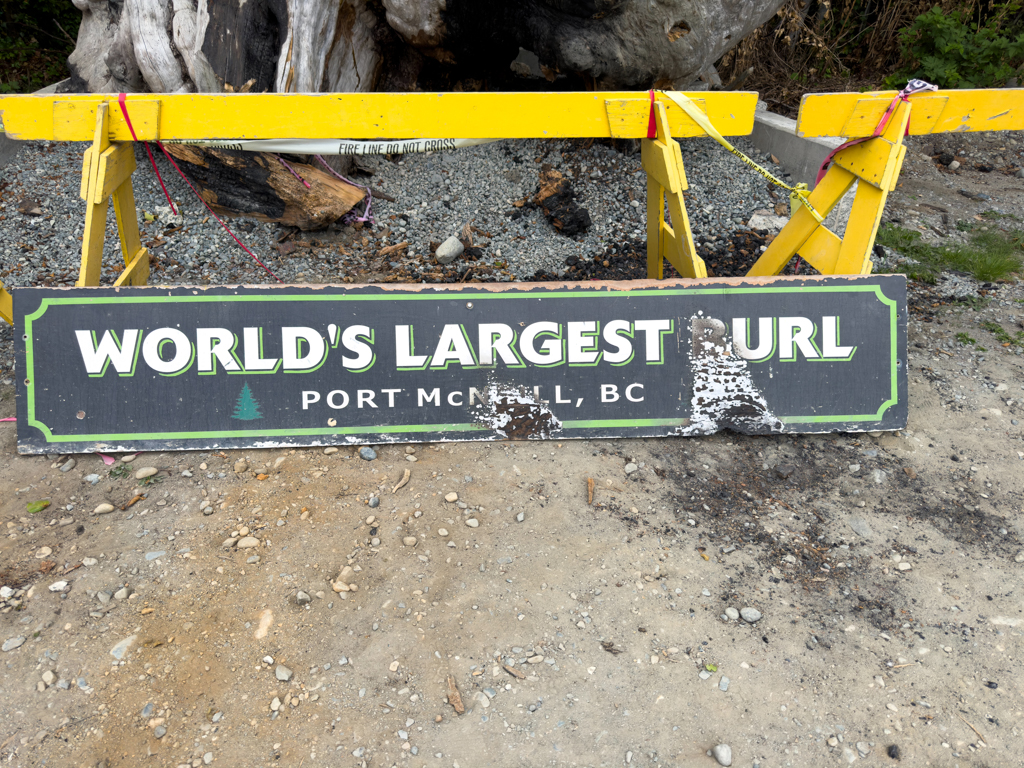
[13,276,907,454]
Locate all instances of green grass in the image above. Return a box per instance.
[955,332,976,345]
[980,321,1024,348]
[876,224,1024,283]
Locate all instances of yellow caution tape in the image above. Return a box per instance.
[662,92,824,224]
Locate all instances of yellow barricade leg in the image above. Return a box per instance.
[0,284,12,325]
[642,102,705,279]
[75,102,149,288]
[77,104,111,287]
[747,100,912,277]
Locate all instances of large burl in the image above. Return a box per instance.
[65,0,783,94]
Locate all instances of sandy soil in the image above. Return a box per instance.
[1,131,1024,768]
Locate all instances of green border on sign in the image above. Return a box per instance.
[22,284,900,443]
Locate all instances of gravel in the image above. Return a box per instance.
[0,133,783,378]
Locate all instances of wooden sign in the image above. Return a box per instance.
[13,276,907,454]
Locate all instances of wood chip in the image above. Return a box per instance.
[446,675,464,714]
[503,663,525,679]
[392,468,412,494]
[587,477,594,506]
[122,494,145,510]
[600,640,623,655]
[377,241,409,258]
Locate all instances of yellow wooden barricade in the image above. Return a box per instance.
[747,89,1024,277]
[0,88,1022,325]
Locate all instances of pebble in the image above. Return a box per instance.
[271,696,281,711]
[84,473,100,485]
[389,660,400,672]
[203,752,213,765]
[236,537,260,549]
[233,460,248,473]
[110,635,136,660]
[324,447,338,455]
[135,466,158,479]
[445,492,459,502]
[145,551,165,561]
[114,587,131,600]
[856,741,870,757]
[711,744,732,766]
[121,454,136,463]
[275,665,293,682]
[1014,550,1024,564]
[34,546,52,558]
[897,562,912,571]
[724,607,739,620]
[848,516,873,538]
[403,536,418,547]
[719,676,730,692]
[740,607,762,623]
[465,518,479,528]
[295,591,312,604]
[437,528,449,537]
[365,516,375,525]
[154,725,167,739]
[59,458,76,472]
[2,637,26,652]
[42,670,56,686]
[359,447,377,461]
[368,496,380,508]
[624,463,638,474]
[516,512,525,523]
[435,235,464,264]
[406,455,418,462]
[948,160,961,171]
[48,581,68,592]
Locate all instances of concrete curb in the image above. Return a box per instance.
[748,108,844,188]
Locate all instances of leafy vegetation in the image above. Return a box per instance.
[0,0,80,93]
[885,3,1024,89]
[876,223,1024,283]
[980,320,1024,347]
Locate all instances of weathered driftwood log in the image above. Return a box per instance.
[162,145,366,231]
[67,0,785,94]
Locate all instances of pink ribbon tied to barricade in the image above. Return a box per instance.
[816,79,938,185]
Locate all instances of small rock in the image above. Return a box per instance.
[59,458,76,473]
[856,742,870,757]
[719,676,730,692]
[848,517,873,538]
[34,546,52,559]
[437,528,449,537]
[774,464,796,479]
[897,562,912,571]
[740,607,762,623]
[465,518,479,528]
[110,634,136,660]
[82,557,98,566]
[724,607,739,621]
[947,160,961,171]
[84,473,100,485]
[886,744,901,759]
[121,454,136,463]
[403,536,418,547]
[624,463,638,474]
[368,496,380,509]
[445,492,459,503]
[1014,551,1024,564]
[135,467,158,480]
[516,512,525,523]
[42,670,56,686]
[154,725,167,739]
[48,581,68,592]
[359,447,377,461]
[145,551,165,561]
[324,447,338,455]
[236,537,260,549]
[295,591,312,605]
[2,637,26,652]
[114,586,131,600]
[203,753,213,765]
[332,582,350,592]
[271,696,281,711]
[711,744,732,766]
[275,664,293,682]
[435,235,465,264]
[233,460,248,473]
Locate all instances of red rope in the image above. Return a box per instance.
[118,93,176,214]
[647,90,657,140]
[117,94,283,284]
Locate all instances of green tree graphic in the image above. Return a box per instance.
[231,383,263,421]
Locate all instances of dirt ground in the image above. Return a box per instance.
[2,130,1024,768]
